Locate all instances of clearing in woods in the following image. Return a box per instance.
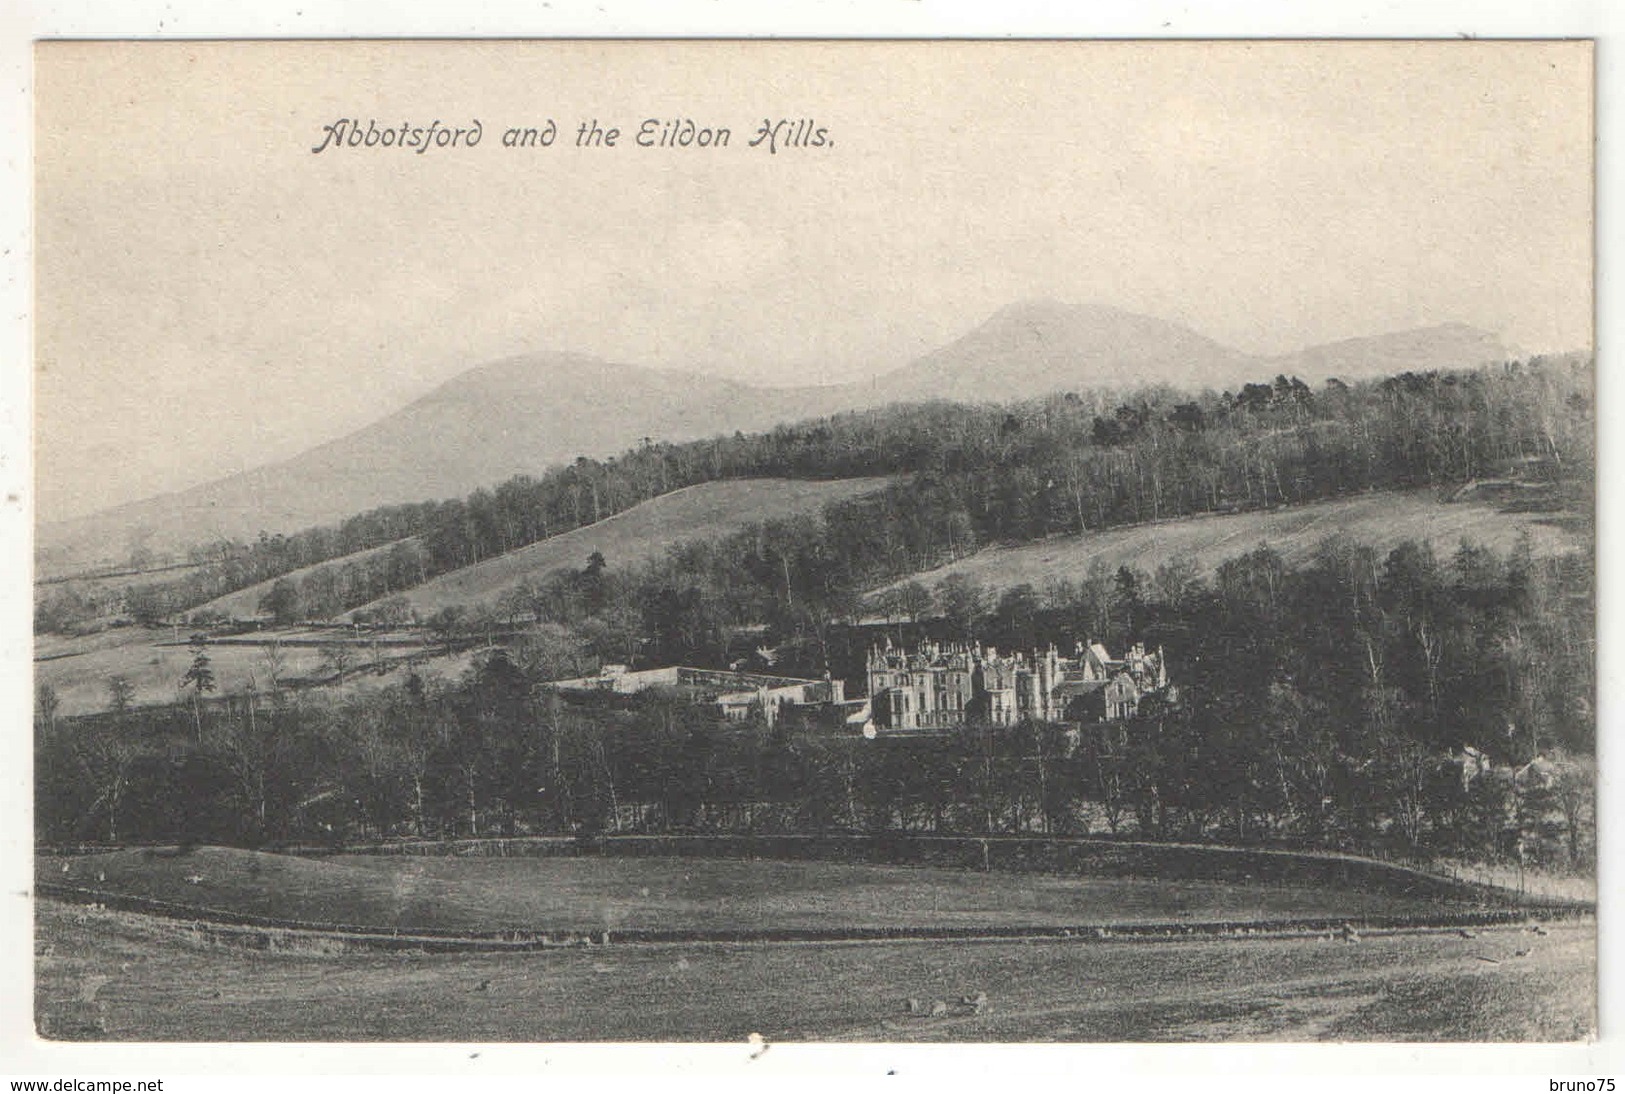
[871,489,1583,600]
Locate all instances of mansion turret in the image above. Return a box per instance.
[865,638,1172,731]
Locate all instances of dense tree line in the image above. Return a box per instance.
[37,532,1594,870]
[37,355,1590,634]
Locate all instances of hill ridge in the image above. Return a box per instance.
[38,302,1515,576]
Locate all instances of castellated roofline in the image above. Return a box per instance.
[864,636,1173,731]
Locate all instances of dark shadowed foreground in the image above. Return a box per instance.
[36,902,1592,1043]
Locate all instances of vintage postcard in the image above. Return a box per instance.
[19,36,1598,1063]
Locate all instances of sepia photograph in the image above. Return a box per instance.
[21,35,1598,1053]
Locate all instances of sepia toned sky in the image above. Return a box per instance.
[34,40,1593,523]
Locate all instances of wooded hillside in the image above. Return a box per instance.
[36,355,1592,636]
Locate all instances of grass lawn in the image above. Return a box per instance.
[34,901,1594,1042]
[42,846,1484,935]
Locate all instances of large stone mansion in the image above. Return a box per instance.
[865,638,1172,731]
[540,639,1173,736]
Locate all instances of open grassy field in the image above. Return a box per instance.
[345,476,897,620]
[39,847,1481,935]
[34,900,1593,1042]
[35,624,488,719]
[35,631,342,718]
[872,490,1584,600]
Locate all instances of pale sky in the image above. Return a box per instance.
[34,40,1593,523]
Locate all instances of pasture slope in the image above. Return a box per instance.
[345,476,897,620]
[873,490,1584,599]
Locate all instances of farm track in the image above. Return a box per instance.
[34,882,1590,953]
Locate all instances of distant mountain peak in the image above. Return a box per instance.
[871,298,1244,402]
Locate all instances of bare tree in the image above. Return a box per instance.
[260,639,287,691]
[72,725,141,843]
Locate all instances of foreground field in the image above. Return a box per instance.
[41,848,1477,934]
[872,490,1583,599]
[35,901,1593,1042]
[346,476,898,620]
